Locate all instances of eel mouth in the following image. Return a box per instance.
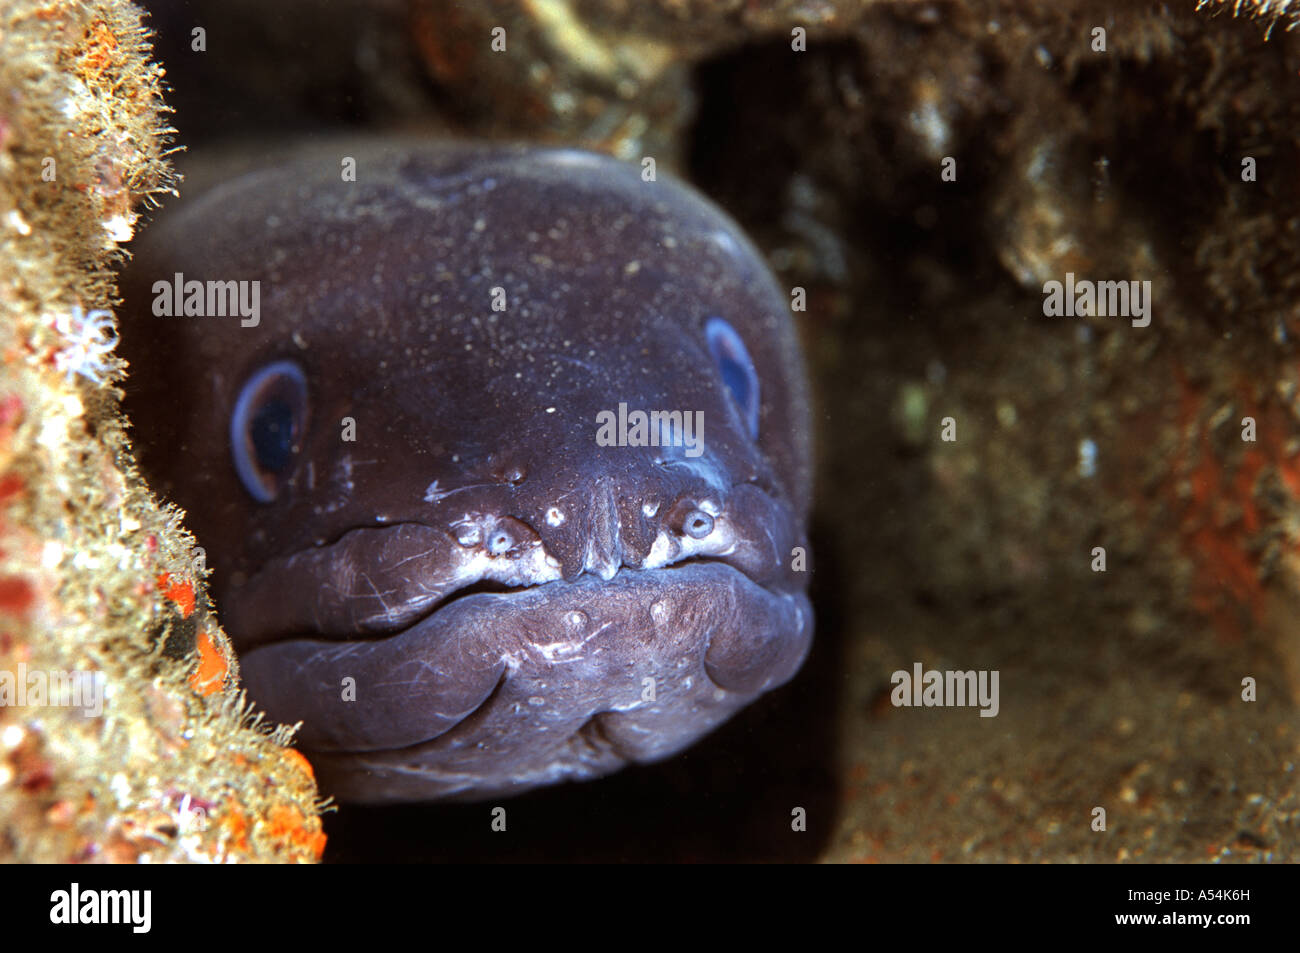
[234,543,812,802]
[223,477,802,650]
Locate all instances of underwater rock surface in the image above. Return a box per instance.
[0,0,325,864]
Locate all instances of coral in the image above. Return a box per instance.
[0,0,324,863]
[1197,0,1300,34]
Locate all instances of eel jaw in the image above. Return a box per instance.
[237,561,812,803]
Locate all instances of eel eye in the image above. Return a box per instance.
[705,316,760,439]
[230,360,309,503]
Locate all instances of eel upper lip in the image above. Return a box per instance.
[223,517,795,651]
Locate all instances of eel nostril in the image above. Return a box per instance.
[681,508,714,539]
[487,527,515,554]
[486,516,542,555]
[453,515,540,555]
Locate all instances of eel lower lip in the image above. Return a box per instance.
[237,561,812,800]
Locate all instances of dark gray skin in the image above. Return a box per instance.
[120,143,813,802]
